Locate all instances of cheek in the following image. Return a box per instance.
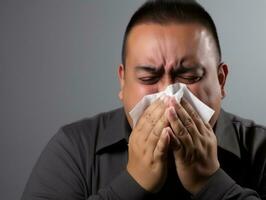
[122,80,157,112]
[190,81,223,126]
[187,78,221,108]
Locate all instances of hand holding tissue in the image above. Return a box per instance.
[129,83,215,127]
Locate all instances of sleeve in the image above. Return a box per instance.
[193,169,261,200]
[259,168,266,200]
[21,128,151,200]
[93,171,152,200]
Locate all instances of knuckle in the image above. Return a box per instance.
[204,122,212,130]
[142,148,147,155]
[159,116,167,126]
[170,122,181,135]
[178,129,187,136]
[135,123,143,133]
[145,114,156,126]
[175,103,182,111]
[199,135,207,145]
[148,159,154,166]
[145,113,152,120]
[191,110,199,119]
[152,129,160,137]
[183,117,194,128]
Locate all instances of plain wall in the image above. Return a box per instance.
[1,1,265,199]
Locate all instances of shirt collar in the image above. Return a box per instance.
[214,109,241,159]
[96,108,131,153]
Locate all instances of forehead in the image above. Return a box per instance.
[126,22,217,66]
[129,22,206,39]
[127,22,213,51]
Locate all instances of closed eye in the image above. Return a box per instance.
[176,75,203,84]
[138,76,160,85]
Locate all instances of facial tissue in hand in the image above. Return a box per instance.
[129,83,215,127]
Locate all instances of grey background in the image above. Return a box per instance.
[1,1,265,199]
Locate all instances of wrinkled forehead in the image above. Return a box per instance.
[125,22,218,67]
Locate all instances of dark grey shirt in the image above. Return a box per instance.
[22,108,266,200]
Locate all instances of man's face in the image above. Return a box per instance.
[118,23,228,127]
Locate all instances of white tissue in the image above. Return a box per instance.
[129,83,215,127]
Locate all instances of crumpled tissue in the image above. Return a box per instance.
[129,83,215,127]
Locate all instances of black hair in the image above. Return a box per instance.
[121,0,221,65]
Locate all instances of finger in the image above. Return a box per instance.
[165,127,181,150]
[135,99,166,140]
[143,101,167,139]
[166,106,194,161]
[167,127,185,164]
[180,98,208,136]
[169,98,201,145]
[153,128,170,162]
[137,98,162,128]
[146,112,169,156]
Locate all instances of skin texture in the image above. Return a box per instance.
[118,23,228,194]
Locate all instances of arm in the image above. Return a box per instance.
[126,98,170,193]
[165,97,261,200]
[194,168,260,200]
[21,129,150,200]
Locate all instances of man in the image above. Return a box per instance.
[22,0,266,200]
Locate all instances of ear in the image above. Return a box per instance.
[218,63,229,99]
[118,64,125,101]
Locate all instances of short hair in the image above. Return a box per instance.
[121,0,221,65]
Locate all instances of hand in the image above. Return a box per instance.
[127,98,170,193]
[166,97,220,194]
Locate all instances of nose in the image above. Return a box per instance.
[158,75,175,92]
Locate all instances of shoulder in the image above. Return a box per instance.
[225,110,266,135]
[50,107,125,153]
[222,110,266,156]
[59,107,124,139]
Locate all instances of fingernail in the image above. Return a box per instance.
[168,106,178,120]
[164,95,170,104]
[159,95,165,101]
[162,128,167,136]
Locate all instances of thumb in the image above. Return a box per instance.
[154,128,170,161]
[166,127,181,150]
[166,127,184,164]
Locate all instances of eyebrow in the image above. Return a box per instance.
[174,64,205,74]
[134,64,205,74]
[134,65,163,74]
